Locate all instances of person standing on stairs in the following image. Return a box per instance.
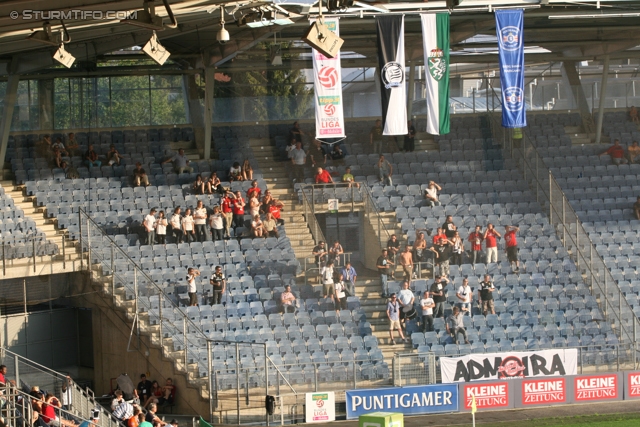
[387,293,408,345]
[377,249,394,298]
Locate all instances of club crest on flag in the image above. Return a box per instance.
[499,26,522,51]
[428,48,447,81]
[381,61,404,89]
[503,86,524,112]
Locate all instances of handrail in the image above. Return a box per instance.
[486,111,639,352]
[266,356,296,395]
[299,186,327,246]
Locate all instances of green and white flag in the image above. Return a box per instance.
[421,13,450,135]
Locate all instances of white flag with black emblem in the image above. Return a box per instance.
[376,15,407,136]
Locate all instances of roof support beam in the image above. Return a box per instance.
[0,72,20,167]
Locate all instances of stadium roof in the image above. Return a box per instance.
[0,0,639,76]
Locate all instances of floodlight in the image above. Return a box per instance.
[122,0,178,30]
[53,44,75,68]
[142,32,170,65]
[28,22,70,47]
[270,45,283,66]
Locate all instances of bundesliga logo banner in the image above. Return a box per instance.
[376,15,408,136]
[495,9,527,128]
[312,18,345,139]
[441,349,577,383]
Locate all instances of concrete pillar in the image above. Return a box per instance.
[0,73,20,168]
[183,74,205,154]
[595,55,610,145]
[38,79,54,130]
[561,61,595,133]
[203,66,215,160]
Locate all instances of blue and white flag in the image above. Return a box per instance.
[495,9,526,128]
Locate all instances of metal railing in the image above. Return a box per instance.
[0,348,119,427]
[488,112,639,358]
[0,234,65,277]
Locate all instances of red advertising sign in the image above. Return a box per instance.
[574,374,618,401]
[464,382,509,409]
[522,378,566,405]
[628,373,640,397]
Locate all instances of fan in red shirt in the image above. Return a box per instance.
[315,167,334,184]
[232,191,245,232]
[467,225,484,265]
[268,200,285,225]
[432,228,447,245]
[246,180,262,199]
[483,223,501,264]
[504,225,521,273]
[221,191,234,238]
[599,139,628,165]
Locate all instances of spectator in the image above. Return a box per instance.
[634,196,640,220]
[143,208,157,246]
[308,140,327,168]
[387,234,400,271]
[53,147,67,169]
[456,278,472,315]
[631,106,639,124]
[478,274,496,316]
[280,284,296,313]
[65,132,79,156]
[206,172,224,195]
[209,206,224,241]
[341,166,360,189]
[169,207,182,244]
[37,134,52,157]
[106,144,121,166]
[163,148,193,174]
[289,121,306,145]
[156,211,167,245]
[42,392,76,427]
[290,142,307,183]
[192,174,206,195]
[267,199,285,225]
[321,260,336,302]
[387,294,407,345]
[334,275,348,312]
[504,225,521,273]
[483,223,501,264]
[315,167,333,184]
[232,191,246,232]
[450,231,464,266]
[51,137,68,156]
[341,261,357,296]
[397,280,415,329]
[228,162,243,181]
[432,227,447,245]
[330,144,345,164]
[263,212,279,238]
[250,214,265,238]
[0,364,9,386]
[246,180,262,200]
[431,237,452,277]
[467,225,484,265]
[370,119,383,155]
[241,159,253,181]
[399,245,414,281]
[112,391,134,421]
[442,215,457,239]
[312,241,327,268]
[221,191,234,238]
[133,162,150,187]
[376,248,393,297]
[327,240,344,265]
[629,141,640,163]
[446,307,469,344]
[157,378,175,407]
[182,208,195,243]
[413,231,428,264]
[404,120,416,152]
[210,266,225,305]
[145,403,166,427]
[599,139,628,165]
[376,154,393,186]
[137,374,153,404]
[194,200,208,242]
[186,267,200,306]
[429,275,448,318]
[80,408,100,427]
[84,144,101,169]
[260,190,275,215]
[420,291,435,333]
[144,381,162,408]
[128,407,141,427]
[424,181,442,207]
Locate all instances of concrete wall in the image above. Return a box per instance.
[69,272,209,416]
[362,213,383,271]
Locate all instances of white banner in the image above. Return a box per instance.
[312,19,345,139]
[441,349,578,383]
[305,391,335,423]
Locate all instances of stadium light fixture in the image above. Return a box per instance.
[142,31,171,65]
[122,0,178,30]
[53,44,76,68]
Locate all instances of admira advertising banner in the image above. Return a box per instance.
[441,349,577,383]
[345,384,458,419]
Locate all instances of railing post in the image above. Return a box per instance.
[111,244,115,295]
[235,343,240,424]
[79,210,83,271]
[562,198,566,246]
[604,273,608,319]
[159,296,163,346]
[264,344,269,427]
[32,237,36,273]
[314,364,318,392]
[134,268,139,317]
[397,355,402,387]
[352,361,357,389]
[62,234,66,270]
[2,241,5,276]
[13,354,19,388]
[548,171,552,220]
[87,216,92,273]
[183,317,188,370]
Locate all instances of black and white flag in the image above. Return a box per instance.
[376,15,408,136]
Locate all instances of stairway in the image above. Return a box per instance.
[0,179,81,278]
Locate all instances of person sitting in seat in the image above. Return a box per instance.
[162,148,193,174]
[280,284,296,313]
[251,214,265,238]
[229,162,243,182]
[599,139,628,165]
[206,172,224,195]
[192,174,206,194]
[84,144,101,169]
[106,144,121,166]
[133,162,150,187]
[241,159,253,181]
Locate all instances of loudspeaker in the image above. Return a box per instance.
[265,395,276,415]
[302,20,343,58]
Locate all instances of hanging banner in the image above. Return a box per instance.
[495,9,527,128]
[305,391,336,422]
[312,18,345,139]
[376,15,408,136]
[441,349,578,383]
[421,13,450,136]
